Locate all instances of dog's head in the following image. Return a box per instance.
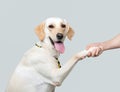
[35,17,74,54]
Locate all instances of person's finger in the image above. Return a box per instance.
[91,49,97,57]
[95,48,100,56]
[87,52,91,57]
[98,47,103,55]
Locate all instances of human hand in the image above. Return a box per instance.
[86,42,104,57]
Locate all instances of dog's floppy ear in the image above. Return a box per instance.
[67,26,74,40]
[35,22,45,41]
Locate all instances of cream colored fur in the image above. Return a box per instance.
[6,17,97,92]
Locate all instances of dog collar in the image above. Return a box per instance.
[55,57,61,68]
[35,43,61,68]
[35,43,42,48]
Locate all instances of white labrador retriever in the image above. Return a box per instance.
[6,17,96,92]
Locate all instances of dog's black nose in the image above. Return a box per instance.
[56,33,63,40]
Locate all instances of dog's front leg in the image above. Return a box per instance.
[51,50,87,86]
[52,47,97,86]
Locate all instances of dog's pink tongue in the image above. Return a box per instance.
[54,42,65,54]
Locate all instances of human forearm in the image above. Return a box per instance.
[102,34,120,51]
[86,34,120,57]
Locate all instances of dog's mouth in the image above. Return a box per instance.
[49,37,65,54]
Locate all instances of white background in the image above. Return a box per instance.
[0,0,120,92]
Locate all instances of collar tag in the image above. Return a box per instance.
[55,58,61,68]
[35,43,42,48]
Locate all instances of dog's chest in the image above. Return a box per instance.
[30,46,61,68]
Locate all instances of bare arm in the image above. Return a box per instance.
[86,34,120,57]
[102,34,120,50]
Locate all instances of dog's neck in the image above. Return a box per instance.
[36,38,60,58]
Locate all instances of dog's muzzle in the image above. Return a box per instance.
[56,33,63,40]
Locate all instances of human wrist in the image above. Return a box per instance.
[99,42,106,51]
[101,40,111,51]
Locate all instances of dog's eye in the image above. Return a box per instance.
[61,24,66,28]
[48,25,54,28]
